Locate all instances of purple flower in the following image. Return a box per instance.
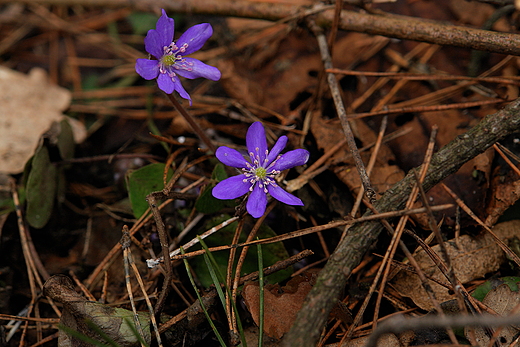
[212,122,309,218]
[135,9,221,104]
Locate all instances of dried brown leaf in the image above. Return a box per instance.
[391,220,520,310]
[0,67,85,174]
[242,273,316,339]
[466,283,520,346]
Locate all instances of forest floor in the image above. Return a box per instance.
[2,0,520,346]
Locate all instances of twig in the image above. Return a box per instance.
[165,93,216,153]
[120,228,147,347]
[147,193,173,316]
[164,205,454,261]
[307,18,376,203]
[282,96,520,347]
[121,226,162,347]
[344,98,507,120]
[226,217,245,342]
[11,0,520,56]
[326,68,520,84]
[146,216,240,267]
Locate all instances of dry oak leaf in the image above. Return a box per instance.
[0,67,85,174]
[391,220,520,311]
[466,282,520,346]
[243,272,316,339]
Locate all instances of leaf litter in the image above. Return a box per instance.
[1,1,520,346]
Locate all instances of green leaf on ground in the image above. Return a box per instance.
[26,144,57,228]
[195,163,235,214]
[126,163,173,219]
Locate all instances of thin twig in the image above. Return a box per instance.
[163,205,453,261]
[307,18,376,203]
[120,228,147,347]
[225,217,244,341]
[165,93,217,153]
[121,226,162,347]
[345,98,506,120]
[146,216,240,268]
[147,194,173,316]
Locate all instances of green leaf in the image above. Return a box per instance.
[195,163,234,214]
[126,163,173,219]
[191,215,292,288]
[57,119,75,160]
[212,163,228,182]
[26,144,57,228]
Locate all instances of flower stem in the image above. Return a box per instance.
[165,93,217,153]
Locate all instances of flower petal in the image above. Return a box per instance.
[144,29,165,59]
[156,72,175,94]
[216,147,248,168]
[246,122,268,164]
[271,149,309,171]
[212,175,250,200]
[266,135,287,164]
[135,59,160,80]
[267,184,303,206]
[176,23,213,55]
[247,183,268,218]
[171,77,191,103]
[156,9,174,47]
[175,58,221,81]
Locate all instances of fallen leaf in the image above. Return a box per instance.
[391,220,520,310]
[0,67,85,174]
[242,272,316,339]
[466,280,520,346]
[312,111,404,197]
[43,275,151,347]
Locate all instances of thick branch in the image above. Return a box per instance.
[8,0,520,56]
[281,99,520,346]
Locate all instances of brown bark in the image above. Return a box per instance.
[7,0,520,55]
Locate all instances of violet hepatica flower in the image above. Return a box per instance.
[212,122,309,218]
[135,9,221,104]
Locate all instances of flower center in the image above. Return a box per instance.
[255,167,267,179]
[161,54,179,67]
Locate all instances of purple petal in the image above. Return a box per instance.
[144,29,166,59]
[172,77,192,104]
[216,147,248,168]
[135,59,160,80]
[266,135,287,164]
[176,23,213,55]
[246,122,268,164]
[267,184,303,206]
[157,72,175,94]
[175,58,221,81]
[247,184,268,218]
[271,149,309,171]
[156,9,174,47]
[212,175,250,200]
